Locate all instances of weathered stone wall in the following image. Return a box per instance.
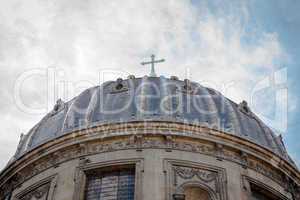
[8,148,293,200]
[0,122,298,200]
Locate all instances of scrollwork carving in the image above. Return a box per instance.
[0,133,296,196]
[174,166,217,183]
[19,183,50,200]
[169,163,227,200]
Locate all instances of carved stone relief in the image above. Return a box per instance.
[13,175,57,200]
[164,160,228,200]
[173,166,218,196]
[18,183,50,200]
[0,133,296,198]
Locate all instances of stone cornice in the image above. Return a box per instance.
[0,121,299,197]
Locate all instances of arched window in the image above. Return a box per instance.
[184,187,210,200]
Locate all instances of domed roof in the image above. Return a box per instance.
[13,76,293,164]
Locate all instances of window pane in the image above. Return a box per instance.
[85,168,135,200]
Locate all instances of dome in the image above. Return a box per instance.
[13,75,292,164]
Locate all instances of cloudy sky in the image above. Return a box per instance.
[0,0,299,170]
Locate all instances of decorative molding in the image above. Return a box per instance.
[2,121,298,177]
[173,166,217,183]
[13,174,57,200]
[164,135,174,152]
[164,159,228,200]
[215,143,224,161]
[240,151,248,169]
[0,126,298,198]
[18,184,49,200]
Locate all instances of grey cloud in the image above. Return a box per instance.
[0,0,289,170]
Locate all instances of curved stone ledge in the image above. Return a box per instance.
[0,121,299,198]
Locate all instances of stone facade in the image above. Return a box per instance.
[0,122,299,200]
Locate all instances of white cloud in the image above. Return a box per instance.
[0,0,289,170]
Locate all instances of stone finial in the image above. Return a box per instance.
[116,78,123,83]
[20,133,24,141]
[53,98,64,112]
[239,100,250,113]
[276,134,285,146]
[115,78,124,90]
[170,76,179,80]
[127,75,135,79]
[183,79,192,91]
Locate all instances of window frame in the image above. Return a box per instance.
[73,158,144,200]
[242,176,291,200]
[13,174,58,200]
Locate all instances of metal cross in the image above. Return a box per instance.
[141,54,165,77]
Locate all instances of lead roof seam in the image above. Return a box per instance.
[61,99,77,133]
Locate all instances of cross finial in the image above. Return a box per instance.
[141,54,165,77]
